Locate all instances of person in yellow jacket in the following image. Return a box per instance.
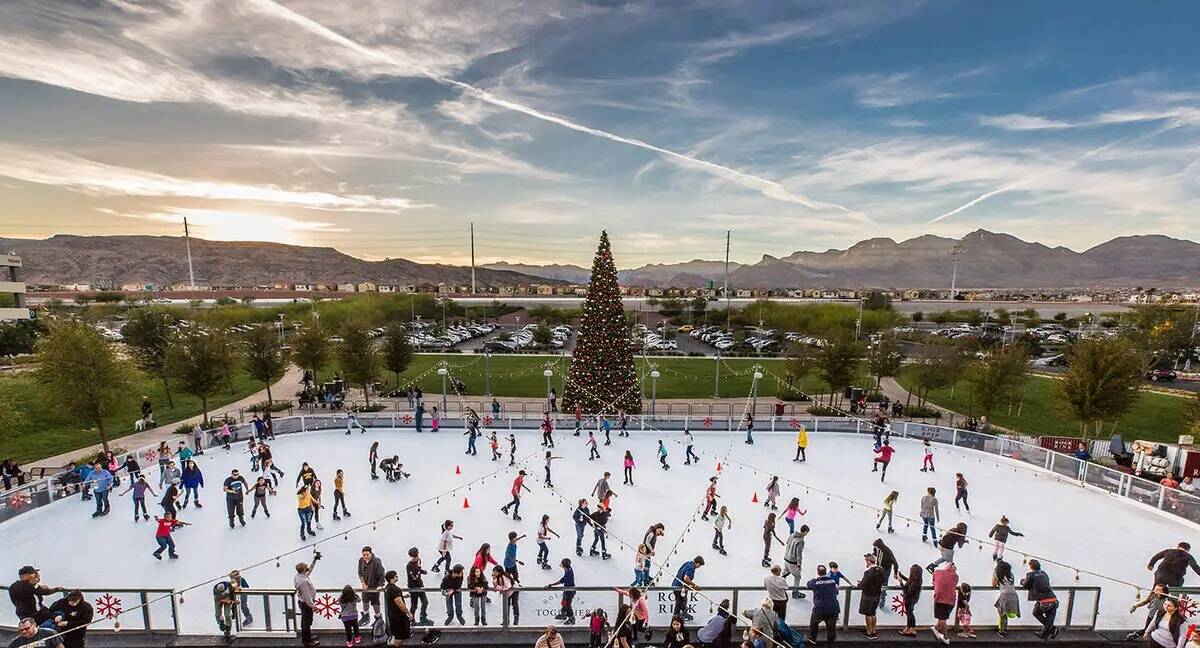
[297,486,317,540]
[794,426,808,462]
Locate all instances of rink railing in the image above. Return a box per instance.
[0,583,180,635]
[222,583,1103,637]
[5,410,1200,530]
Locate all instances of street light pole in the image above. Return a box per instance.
[650,367,660,419]
[484,352,491,396]
[855,297,864,341]
[543,366,554,412]
[713,353,721,398]
[277,313,285,345]
[437,365,448,414]
[751,365,763,417]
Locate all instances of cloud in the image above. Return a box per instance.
[979,114,1075,131]
[0,145,428,212]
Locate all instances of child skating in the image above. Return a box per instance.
[701,476,719,520]
[763,476,780,510]
[537,515,560,569]
[711,505,732,555]
[507,434,517,466]
[432,520,462,573]
[987,516,1024,561]
[872,440,894,482]
[921,439,935,472]
[544,451,563,488]
[876,490,898,534]
[489,432,500,461]
[657,440,670,470]
[623,451,635,485]
[587,431,601,461]
[500,470,530,521]
[683,429,699,465]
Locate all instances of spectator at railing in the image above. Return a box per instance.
[992,560,1020,637]
[805,564,839,645]
[9,565,63,625]
[695,598,736,648]
[1144,596,1188,648]
[10,617,61,648]
[1021,559,1058,640]
[46,589,92,648]
[930,562,958,643]
[534,624,564,648]
[2,458,27,490]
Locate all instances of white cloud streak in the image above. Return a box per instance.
[0,145,427,212]
[242,0,864,216]
[979,114,1075,131]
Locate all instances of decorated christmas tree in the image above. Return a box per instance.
[562,231,642,415]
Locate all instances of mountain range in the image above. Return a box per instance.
[3,230,1198,290]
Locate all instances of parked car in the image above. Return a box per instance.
[1146,368,1178,382]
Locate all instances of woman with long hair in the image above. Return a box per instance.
[783,497,805,535]
[368,442,380,480]
[761,512,784,568]
[763,476,780,511]
[1145,597,1187,648]
[876,491,899,533]
[897,564,923,637]
[992,559,1020,637]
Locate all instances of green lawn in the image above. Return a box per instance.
[358,354,854,400]
[0,370,264,464]
[895,368,1189,443]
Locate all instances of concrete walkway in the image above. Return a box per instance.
[30,366,304,471]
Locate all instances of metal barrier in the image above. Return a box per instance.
[219,584,1100,638]
[0,584,179,634]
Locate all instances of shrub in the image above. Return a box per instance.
[174,423,195,435]
[352,403,388,413]
[246,400,294,413]
[904,405,941,419]
[808,404,847,416]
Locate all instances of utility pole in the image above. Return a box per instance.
[183,216,196,289]
[950,255,960,299]
[724,231,731,331]
[470,222,476,295]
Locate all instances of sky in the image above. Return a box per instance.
[1,1,1198,266]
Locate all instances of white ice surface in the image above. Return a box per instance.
[0,427,1188,633]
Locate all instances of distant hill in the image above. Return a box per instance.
[0,235,556,287]
[4,231,1198,289]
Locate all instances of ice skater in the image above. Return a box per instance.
[541,412,555,448]
[592,472,612,502]
[152,511,188,559]
[954,473,970,513]
[119,474,156,522]
[489,432,501,461]
[633,544,652,586]
[762,512,784,567]
[180,460,203,509]
[432,520,462,573]
[431,406,440,432]
[346,412,366,435]
[743,413,755,444]
[500,470,530,520]
[260,443,284,486]
[590,505,612,559]
[927,523,969,572]
[622,451,635,484]
[794,425,808,462]
[657,440,670,470]
[783,497,805,534]
[250,476,275,518]
[763,476,780,510]
[544,451,562,488]
[921,439,935,472]
[988,516,1023,561]
[601,416,612,445]
[503,533,526,583]
[587,431,601,461]
[684,429,699,465]
[464,424,480,456]
[876,491,898,533]
[369,442,380,480]
[712,505,732,555]
[507,434,517,466]
[548,558,577,624]
[294,487,314,540]
[573,402,583,436]
[310,479,325,530]
[332,468,351,520]
[618,412,629,438]
[537,515,560,569]
[572,499,591,557]
[920,487,940,546]
[701,476,719,520]
[871,440,894,482]
[222,468,249,528]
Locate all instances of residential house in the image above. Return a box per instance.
[337,283,357,293]
[357,282,378,293]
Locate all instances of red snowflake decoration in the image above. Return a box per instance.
[890,594,907,615]
[402,415,413,425]
[1179,596,1196,617]
[95,594,123,619]
[789,418,800,429]
[143,449,158,464]
[7,492,30,510]
[312,593,339,619]
[702,416,713,428]
[482,415,493,427]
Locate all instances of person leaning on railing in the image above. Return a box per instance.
[535,624,565,648]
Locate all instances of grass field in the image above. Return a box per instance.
[358,354,870,401]
[895,368,1189,443]
[1,370,264,464]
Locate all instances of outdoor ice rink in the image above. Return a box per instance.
[1,425,1192,633]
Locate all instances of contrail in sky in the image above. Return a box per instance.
[245,0,864,217]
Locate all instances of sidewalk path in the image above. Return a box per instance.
[30,366,304,471]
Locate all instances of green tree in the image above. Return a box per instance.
[0,320,45,356]
[862,292,892,311]
[786,342,819,396]
[338,321,380,405]
[291,324,330,385]
[816,331,863,406]
[167,328,236,426]
[911,311,924,323]
[690,297,708,316]
[1182,392,1200,438]
[993,308,1012,326]
[242,325,291,409]
[907,340,967,408]
[964,343,1030,417]
[121,309,178,407]
[381,324,413,386]
[562,231,641,414]
[533,324,553,347]
[36,320,138,453]
[866,334,903,391]
[1053,338,1145,440]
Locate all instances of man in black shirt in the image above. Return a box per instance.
[223,469,249,528]
[383,570,413,647]
[9,566,61,625]
[406,547,431,625]
[856,554,884,640]
[47,590,93,648]
[9,617,62,648]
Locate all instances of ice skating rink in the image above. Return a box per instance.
[1,426,1190,633]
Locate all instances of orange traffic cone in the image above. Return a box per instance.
[751,492,759,503]
[455,465,462,475]
[462,497,470,509]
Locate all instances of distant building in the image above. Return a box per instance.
[537,284,555,295]
[378,285,398,293]
[294,284,313,292]
[0,254,29,321]
[357,282,378,293]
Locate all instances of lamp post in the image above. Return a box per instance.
[484,352,492,396]
[276,313,285,345]
[543,367,554,412]
[437,365,448,414]
[650,368,660,419]
[713,352,721,398]
[751,366,763,417]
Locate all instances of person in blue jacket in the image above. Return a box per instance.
[180,460,205,509]
[806,564,840,644]
[83,461,114,517]
[547,558,576,624]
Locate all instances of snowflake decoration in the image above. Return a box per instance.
[1179,595,1196,617]
[482,415,493,427]
[402,415,413,425]
[890,594,906,615]
[702,416,713,428]
[95,594,123,619]
[313,593,339,619]
[143,450,158,464]
[789,418,800,429]
[7,492,30,510]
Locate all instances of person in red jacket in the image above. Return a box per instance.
[500,471,530,521]
[872,441,895,482]
[931,562,959,644]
